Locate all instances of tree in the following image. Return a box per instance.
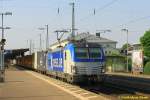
[121,43,131,55]
[121,43,131,50]
[144,61,150,75]
[140,30,150,58]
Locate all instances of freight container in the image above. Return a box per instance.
[16,55,33,69]
[32,52,37,70]
[33,51,46,73]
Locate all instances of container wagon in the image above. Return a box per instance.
[16,55,33,70]
[32,51,46,73]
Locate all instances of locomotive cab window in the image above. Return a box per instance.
[75,48,88,59]
[89,48,101,59]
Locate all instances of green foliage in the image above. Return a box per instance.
[144,57,150,66]
[110,53,120,56]
[106,59,113,66]
[121,43,131,50]
[128,58,132,71]
[140,30,150,58]
[144,61,150,75]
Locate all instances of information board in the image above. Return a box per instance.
[132,50,143,73]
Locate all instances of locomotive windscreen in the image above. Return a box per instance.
[75,48,88,59]
[89,48,102,59]
[74,47,102,59]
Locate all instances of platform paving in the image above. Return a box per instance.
[106,72,150,79]
[0,66,109,100]
[0,66,78,100]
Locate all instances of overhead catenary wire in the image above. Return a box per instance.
[110,15,150,31]
[77,0,119,32]
[95,0,118,13]
[93,8,96,15]
[120,15,150,27]
[79,0,119,22]
[57,8,59,14]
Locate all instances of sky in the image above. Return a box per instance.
[0,0,150,50]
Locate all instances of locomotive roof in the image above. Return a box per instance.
[50,42,102,52]
[72,42,102,48]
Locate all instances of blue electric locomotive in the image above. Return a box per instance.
[47,42,105,83]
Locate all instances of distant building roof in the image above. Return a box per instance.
[74,33,117,43]
[130,44,142,51]
[132,44,141,47]
[50,33,117,47]
[11,48,29,53]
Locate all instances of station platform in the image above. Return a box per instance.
[106,72,150,79]
[0,66,78,100]
[105,72,150,93]
[0,66,107,100]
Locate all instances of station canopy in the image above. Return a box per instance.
[4,48,29,60]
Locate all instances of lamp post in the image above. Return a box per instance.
[121,28,129,72]
[45,25,49,50]
[0,12,12,82]
[38,25,49,51]
[38,28,45,51]
[70,2,75,40]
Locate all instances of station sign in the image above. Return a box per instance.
[132,50,143,73]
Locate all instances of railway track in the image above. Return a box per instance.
[43,71,150,100]
[81,82,150,99]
